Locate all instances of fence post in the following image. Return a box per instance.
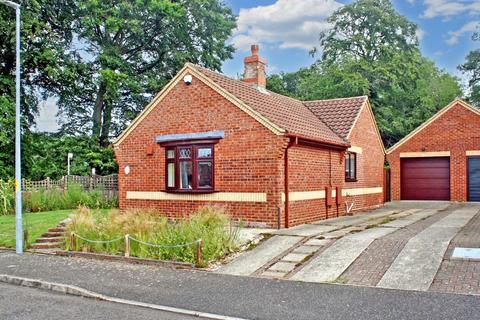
[195,239,202,267]
[125,234,130,258]
[70,232,76,251]
[46,177,50,190]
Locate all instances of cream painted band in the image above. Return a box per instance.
[466,150,480,156]
[126,191,267,202]
[348,146,363,154]
[400,151,450,158]
[281,187,383,202]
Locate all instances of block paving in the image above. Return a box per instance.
[341,207,452,286]
[430,209,480,295]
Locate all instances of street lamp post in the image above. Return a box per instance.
[1,0,22,254]
[67,153,73,176]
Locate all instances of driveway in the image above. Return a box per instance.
[218,202,480,295]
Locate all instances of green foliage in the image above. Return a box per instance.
[317,0,418,63]
[50,0,237,145]
[25,184,117,213]
[23,133,117,180]
[267,0,463,147]
[0,181,117,215]
[66,206,240,265]
[0,180,14,215]
[459,32,480,107]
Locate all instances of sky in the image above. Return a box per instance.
[36,0,479,132]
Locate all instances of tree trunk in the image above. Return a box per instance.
[92,82,106,138]
[99,101,113,146]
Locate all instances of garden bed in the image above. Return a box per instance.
[64,206,241,267]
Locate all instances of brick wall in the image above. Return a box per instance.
[115,74,286,227]
[386,102,480,201]
[287,146,345,225]
[346,104,385,210]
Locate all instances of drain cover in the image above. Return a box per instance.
[452,247,480,260]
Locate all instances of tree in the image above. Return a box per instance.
[23,133,118,180]
[0,1,73,180]
[459,32,480,107]
[267,0,462,147]
[317,0,418,63]
[52,0,236,146]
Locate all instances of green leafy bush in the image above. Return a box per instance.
[0,180,117,214]
[65,206,240,266]
[0,180,14,215]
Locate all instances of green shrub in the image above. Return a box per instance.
[0,180,14,215]
[65,206,241,266]
[0,179,117,214]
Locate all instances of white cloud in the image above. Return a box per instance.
[445,21,479,45]
[421,0,480,19]
[231,0,342,52]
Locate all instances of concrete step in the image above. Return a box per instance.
[31,242,62,250]
[48,227,66,233]
[41,231,64,238]
[35,237,64,243]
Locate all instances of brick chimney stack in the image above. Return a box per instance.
[243,44,266,88]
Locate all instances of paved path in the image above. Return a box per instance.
[218,204,425,279]
[0,282,204,320]
[377,205,478,291]
[291,227,396,282]
[0,253,479,320]
[342,207,452,286]
[217,235,302,276]
[430,207,480,295]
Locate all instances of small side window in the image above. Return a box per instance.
[345,152,357,182]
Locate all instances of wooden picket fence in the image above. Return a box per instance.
[21,174,118,199]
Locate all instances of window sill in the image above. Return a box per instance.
[345,179,358,182]
[162,189,217,194]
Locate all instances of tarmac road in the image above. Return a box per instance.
[0,283,208,320]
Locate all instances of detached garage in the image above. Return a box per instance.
[387,99,480,202]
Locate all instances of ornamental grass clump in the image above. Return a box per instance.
[65,206,240,265]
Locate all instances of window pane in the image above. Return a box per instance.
[350,155,356,178]
[179,148,192,159]
[345,154,350,177]
[198,161,212,188]
[167,163,175,187]
[179,161,193,189]
[167,149,175,159]
[197,147,212,158]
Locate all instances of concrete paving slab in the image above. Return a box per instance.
[237,228,273,246]
[273,224,337,237]
[293,246,319,254]
[261,270,286,278]
[377,207,478,291]
[283,253,310,262]
[291,227,396,283]
[269,262,297,273]
[217,235,302,276]
[304,239,330,246]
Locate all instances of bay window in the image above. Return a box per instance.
[165,144,214,192]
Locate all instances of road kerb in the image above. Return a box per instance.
[0,274,250,320]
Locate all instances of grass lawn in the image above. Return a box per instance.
[0,210,73,248]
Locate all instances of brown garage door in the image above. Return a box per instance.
[401,157,450,200]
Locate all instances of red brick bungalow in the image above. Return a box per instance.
[386,99,480,202]
[113,45,386,228]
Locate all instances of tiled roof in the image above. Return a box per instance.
[304,96,368,139]
[192,65,349,146]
